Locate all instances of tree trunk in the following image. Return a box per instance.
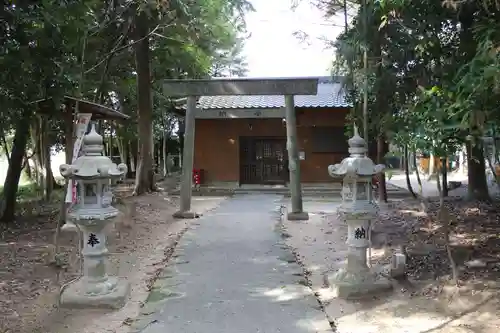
[400,148,405,172]
[413,148,423,195]
[435,164,459,286]
[372,21,388,203]
[30,119,43,186]
[404,145,417,198]
[458,4,489,201]
[132,9,155,195]
[466,140,490,201]
[408,150,414,172]
[157,144,161,176]
[0,111,31,223]
[30,116,53,200]
[41,118,53,201]
[377,135,388,202]
[486,149,500,191]
[130,139,138,172]
[163,130,168,177]
[428,152,435,178]
[161,110,169,177]
[117,137,126,164]
[151,130,156,175]
[441,156,448,197]
[459,145,466,174]
[125,141,133,178]
[24,155,33,180]
[109,122,114,158]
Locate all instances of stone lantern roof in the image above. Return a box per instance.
[328,125,385,177]
[59,124,127,180]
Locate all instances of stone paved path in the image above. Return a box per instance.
[135,194,332,333]
[388,172,471,198]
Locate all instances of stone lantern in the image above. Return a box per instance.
[327,125,392,298]
[58,124,129,308]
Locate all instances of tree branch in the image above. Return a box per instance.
[93,20,134,103]
[84,24,161,75]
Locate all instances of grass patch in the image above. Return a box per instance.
[0,182,63,203]
[0,182,41,200]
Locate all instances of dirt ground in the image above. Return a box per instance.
[283,197,500,333]
[3,181,500,333]
[0,176,226,333]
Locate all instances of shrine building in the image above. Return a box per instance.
[187,76,358,186]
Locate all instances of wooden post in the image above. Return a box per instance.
[173,96,198,218]
[285,95,308,221]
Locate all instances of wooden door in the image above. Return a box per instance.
[240,137,287,184]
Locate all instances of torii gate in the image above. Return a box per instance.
[163,78,319,221]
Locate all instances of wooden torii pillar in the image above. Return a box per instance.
[163,78,318,221]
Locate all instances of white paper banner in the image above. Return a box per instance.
[65,113,93,203]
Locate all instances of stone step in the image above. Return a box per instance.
[171,186,412,197]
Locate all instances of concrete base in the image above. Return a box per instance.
[173,210,200,219]
[286,211,309,221]
[61,221,78,232]
[328,267,392,299]
[390,252,407,278]
[59,277,130,309]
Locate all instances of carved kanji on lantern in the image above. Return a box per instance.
[87,233,100,247]
[354,227,366,239]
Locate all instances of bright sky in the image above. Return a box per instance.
[243,0,345,77]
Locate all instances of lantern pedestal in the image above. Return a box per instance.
[329,266,392,299]
[60,208,130,309]
[60,277,130,309]
[327,125,393,299]
[329,212,391,298]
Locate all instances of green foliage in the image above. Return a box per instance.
[327,0,500,159]
[0,0,253,205]
[0,0,252,125]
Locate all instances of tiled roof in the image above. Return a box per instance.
[197,76,350,109]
